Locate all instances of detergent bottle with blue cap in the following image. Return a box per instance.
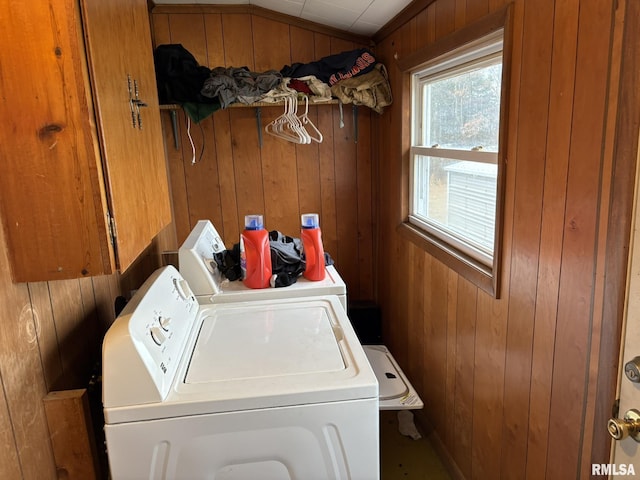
[240,214,272,289]
[301,213,325,281]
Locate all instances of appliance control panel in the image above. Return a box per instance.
[178,220,226,296]
[124,266,199,398]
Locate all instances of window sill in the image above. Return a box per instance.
[396,222,499,298]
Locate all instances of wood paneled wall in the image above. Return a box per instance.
[375,0,627,479]
[0,1,630,479]
[150,7,376,301]
[0,220,168,478]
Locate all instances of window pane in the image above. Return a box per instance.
[413,155,497,257]
[424,63,502,151]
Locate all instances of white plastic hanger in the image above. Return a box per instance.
[265,94,302,143]
[298,96,323,143]
[265,93,322,144]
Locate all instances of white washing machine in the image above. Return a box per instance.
[178,220,347,308]
[102,265,379,480]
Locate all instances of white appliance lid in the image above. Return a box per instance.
[186,303,345,383]
[104,295,378,424]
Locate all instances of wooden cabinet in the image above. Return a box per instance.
[0,0,171,282]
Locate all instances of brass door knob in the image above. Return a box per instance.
[608,408,640,441]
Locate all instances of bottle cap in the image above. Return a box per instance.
[244,214,264,230]
[301,213,319,229]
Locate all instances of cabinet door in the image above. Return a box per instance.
[81,0,172,273]
[0,0,112,282]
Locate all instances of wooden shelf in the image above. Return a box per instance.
[159,99,339,110]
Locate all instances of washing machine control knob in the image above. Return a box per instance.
[158,315,171,331]
[150,326,166,346]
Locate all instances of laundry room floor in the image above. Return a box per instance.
[379,410,451,479]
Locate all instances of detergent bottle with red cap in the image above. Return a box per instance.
[240,214,272,289]
[300,213,325,281]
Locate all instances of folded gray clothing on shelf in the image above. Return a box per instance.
[201,66,283,108]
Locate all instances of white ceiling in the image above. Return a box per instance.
[152,0,413,36]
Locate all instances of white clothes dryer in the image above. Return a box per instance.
[102,266,379,480]
[178,220,347,308]
[178,220,422,412]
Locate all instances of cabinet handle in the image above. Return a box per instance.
[132,99,148,129]
[127,75,147,129]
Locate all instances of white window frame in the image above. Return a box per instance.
[409,30,505,268]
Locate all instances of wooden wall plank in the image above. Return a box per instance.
[79,277,99,355]
[161,124,190,243]
[466,0,490,23]
[212,110,240,246]
[262,114,300,236]
[0,381,21,479]
[545,0,616,477]
[28,282,62,391]
[150,13,170,46]
[185,120,224,229]
[168,13,208,65]
[453,279,477,478]
[415,7,430,50]
[376,21,404,354]
[471,291,507,479]
[356,106,374,298]
[315,34,340,264]
[295,110,323,220]
[48,280,91,389]
[91,274,118,333]
[525,0,579,477]
[230,108,266,219]
[330,38,360,294]
[204,14,225,68]
[290,27,324,227]
[435,0,456,39]
[500,0,553,476]
[444,268,459,452]
[221,14,255,69]
[426,2,437,45]
[425,256,449,437]
[252,16,291,72]
[455,0,467,29]
[409,247,426,398]
[332,101,360,292]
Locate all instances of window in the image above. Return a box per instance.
[411,31,503,266]
[398,8,512,297]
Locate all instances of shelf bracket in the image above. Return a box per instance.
[170,110,180,150]
[353,105,359,144]
[256,107,263,148]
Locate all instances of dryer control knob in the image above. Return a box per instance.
[173,278,193,301]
